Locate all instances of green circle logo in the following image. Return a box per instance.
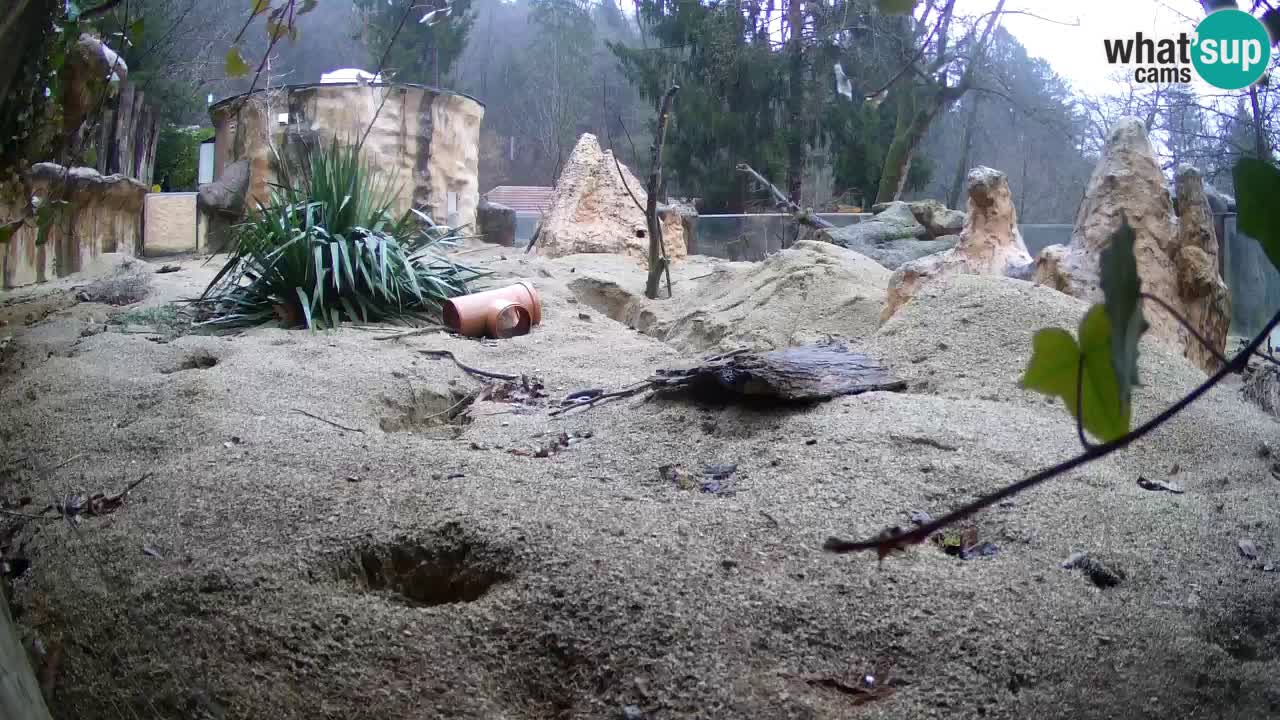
[1193,9,1272,90]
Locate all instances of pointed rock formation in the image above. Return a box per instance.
[882,167,1033,321]
[1032,118,1230,374]
[1172,165,1232,373]
[533,134,686,264]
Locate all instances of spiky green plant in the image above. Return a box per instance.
[196,139,487,329]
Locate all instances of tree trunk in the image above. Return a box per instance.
[0,0,57,168]
[645,85,680,300]
[1249,84,1267,159]
[785,0,805,205]
[947,95,981,209]
[876,91,942,205]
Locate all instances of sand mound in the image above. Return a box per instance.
[566,240,890,353]
[3,246,1280,720]
[870,273,1232,409]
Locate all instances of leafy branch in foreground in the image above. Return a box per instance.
[194,139,488,330]
[825,159,1280,558]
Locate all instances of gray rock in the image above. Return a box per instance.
[840,202,928,242]
[197,159,251,254]
[816,202,946,269]
[871,199,966,239]
[822,234,956,271]
[198,159,250,218]
[477,199,516,246]
[908,199,966,238]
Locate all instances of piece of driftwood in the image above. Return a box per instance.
[735,162,835,230]
[554,344,904,415]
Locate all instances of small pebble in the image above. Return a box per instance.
[805,438,818,446]
[1060,552,1088,569]
[1238,539,1259,560]
[622,705,644,720]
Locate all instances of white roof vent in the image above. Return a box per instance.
[320,68,383,84]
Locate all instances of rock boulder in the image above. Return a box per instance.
[882,167,1033,321]
[816,201,947,269]
[1032,118,1230,374]
[477,199,516,247]
[533,134,686,265]
[873,199,966,238]
[198,159,251,254]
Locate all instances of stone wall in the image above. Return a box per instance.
[143,192,201,256]
[2,164,146,289]
[210,83,484,231]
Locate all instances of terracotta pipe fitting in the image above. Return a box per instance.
[487,301,531,339]
[443,282,542,338]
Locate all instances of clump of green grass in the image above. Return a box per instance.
[194,139,487,330]
[113,304,194,340]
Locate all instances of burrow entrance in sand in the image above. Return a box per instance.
[160,351,219,374]
[378,386,477,433]
[331,525,514,607]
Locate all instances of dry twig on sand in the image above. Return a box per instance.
[419,349,522,381]
[290,409,366,433]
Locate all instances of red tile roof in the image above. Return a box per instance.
[484,185,555,214]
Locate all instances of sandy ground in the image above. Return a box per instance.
[1,243,1279,720]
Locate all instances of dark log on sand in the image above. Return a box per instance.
[555,343,905,414]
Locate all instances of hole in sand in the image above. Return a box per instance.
[567,278,659,332]
[335,527,512,606]
[378,386,477,433]
[161,352,218,374]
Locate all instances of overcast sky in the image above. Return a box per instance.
[991,0,1204,95]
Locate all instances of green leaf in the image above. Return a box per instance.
[225,47,251,78]
[1234,158,1280,273]
[1099,215,1147,408]
[1021,306,1131,443]
[266,18,287,41]
[877,0,918,13]
[251,0,272,16]
[129,18,145,45]
[1021,327,1080,402]
[1076,305,1131,442]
